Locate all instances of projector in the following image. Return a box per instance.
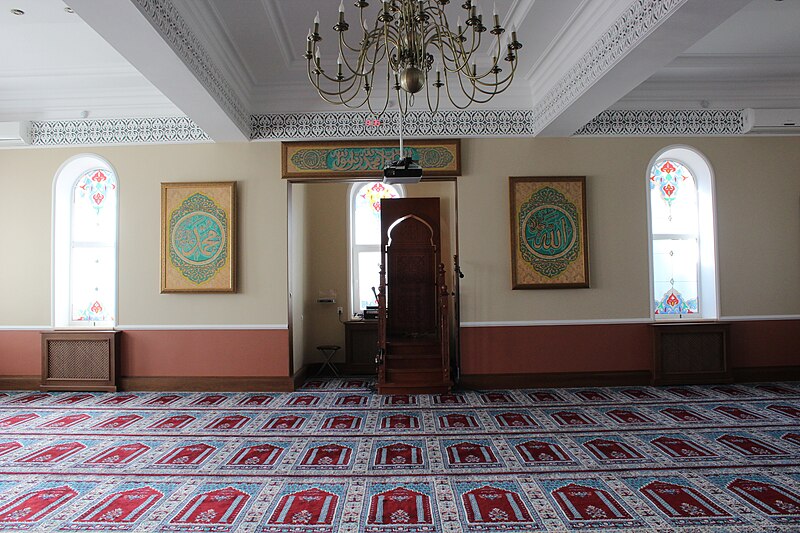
[383,156,422,184]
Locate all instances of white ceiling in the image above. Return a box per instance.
[1,0,798,140]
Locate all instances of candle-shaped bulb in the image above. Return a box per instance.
[339,0,344,12]
[314,11,320,24]
[493,2,497,15]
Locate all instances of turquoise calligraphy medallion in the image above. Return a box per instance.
[518,187,580,278]
[169,193,228,284]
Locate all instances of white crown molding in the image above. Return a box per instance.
[28,117,210,147]
[129,0,250,134]
[260,0,296,70]
[531,0,690,135]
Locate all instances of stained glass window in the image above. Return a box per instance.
[54,156,118,328]
[70,168,117,324]
[350,182,402,314]
[650,159,699,316]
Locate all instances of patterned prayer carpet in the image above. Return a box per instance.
[0,379,799,532]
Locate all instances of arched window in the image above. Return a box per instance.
[348,181,403,316]
[647,146,718,319]
[53,155,118,328]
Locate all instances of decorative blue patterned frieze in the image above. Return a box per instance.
[574,109,746,136]
[30,117,209,146]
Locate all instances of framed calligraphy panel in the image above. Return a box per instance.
[160,182,237,293]
[281,139,460,180]
[509,177,589,289]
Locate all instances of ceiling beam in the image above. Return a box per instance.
[68,0,249,141]
[532,0,752,137]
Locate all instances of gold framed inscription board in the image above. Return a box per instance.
[509,176,589,289]
[161,182,236,293]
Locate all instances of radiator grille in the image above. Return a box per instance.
[46,339,110,380]
[661,332,725,373]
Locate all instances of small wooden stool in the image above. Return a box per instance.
[315,345,341,377]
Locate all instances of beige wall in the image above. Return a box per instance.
[458,136,800,322]
[0,143,287,328]
[1,135,798,337]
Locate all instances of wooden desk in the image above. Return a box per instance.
[344,320,378,375]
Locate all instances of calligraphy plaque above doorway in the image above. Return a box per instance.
[509,176,589,289]
[281,139,460,180]
[161,181,237,293]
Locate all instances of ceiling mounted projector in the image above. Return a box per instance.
[383,156,422,184]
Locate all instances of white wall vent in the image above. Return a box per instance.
[0,121,31,146]
[743,109,800,134]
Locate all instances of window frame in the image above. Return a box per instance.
[646,146,719,321]
[52,154,120,329]
[347,181,404,318]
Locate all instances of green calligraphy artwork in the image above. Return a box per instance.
[290,147,454,172]
[519,187,580,278]
[169,193,228,284]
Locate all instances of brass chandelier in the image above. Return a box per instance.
[304,0,523,115]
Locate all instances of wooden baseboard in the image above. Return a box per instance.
[458,371,652,390]
[118,376,295,392]
[732,365,800,383]
[0,376,39,390]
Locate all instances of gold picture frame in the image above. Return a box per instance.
[160,181,237,293]
[509,176,589,289]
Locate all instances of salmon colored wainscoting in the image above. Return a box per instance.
[460,320,800,389]
[0,329,291,391]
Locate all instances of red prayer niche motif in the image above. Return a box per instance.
[711,385,752,397]
[755,384,796,396]
[383,394,417,405]
[494,412,538,428]
[728,478,800,516]
[227,443,284,467]
[170,487,250,525]
[8,393,50,404]
[462,486,533,524]
[76,486,162,524]
[321,415,362,430]
[527,391,565,402]
[54,393,93,404]
[0,441,22,458]
[438,413,480,429]
[99,394,137,405]
[268,487,338,526]
[94,414,142,429]
[0,485,77,523]
[552,483,632,522]
[85,443,150,465]
[660,407,711,422]
[374,443,424,466]
[192,394,227,406]
[575,390,611,402]
[205,415,251,430]
[640,481,731,519]
[262,414,306,430]
[300,444,353,467]
[713,405,766,420]
[40,413,91,428]
[550,411,597,426]
[343,379,368,388]
[238,394,273,406]
[480,392,516,404]
[155,443,216,465]
[768,404,800,419]
[17,442,86,463]
[380,414,420,429]
[781,433,800,447]
[605,409,655,424]
[368,487,432,526]
[621,388,659,400]
[717,435,788,457]
[433,394,466,405]
[446,442,499,466]
[650,436,718,460]
[0,413,39,428]
[335,394,369,406]
[515,440,572,464]
[583,438,646,461]
[288,395,321,406]
[149,414,195,429]
[144,394,181,405]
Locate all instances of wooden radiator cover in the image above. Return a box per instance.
[41,331,120,392]
[652,323,731,385]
